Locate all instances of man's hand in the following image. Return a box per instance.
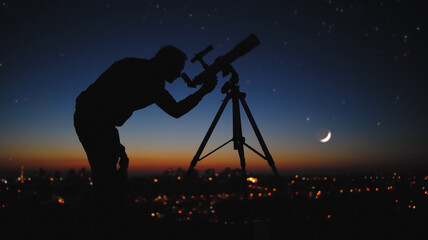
[117,165,128,182]
[119,152,129,169]
[117,144,129,181]
[200,75,217,94]
[117,154,128,181]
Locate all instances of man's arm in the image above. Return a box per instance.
[156,78,217,118]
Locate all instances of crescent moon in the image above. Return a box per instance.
[320,131,331,143]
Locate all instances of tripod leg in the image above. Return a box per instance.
[232,92,248,193]
[237,144,248,194]
[184,95,231,181]
[239,97,280,178]
[164,96,231,218]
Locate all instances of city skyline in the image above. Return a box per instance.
[1,0,427,177]
[1,166,427,238]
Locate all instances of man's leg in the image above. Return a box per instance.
[74,113,120,206]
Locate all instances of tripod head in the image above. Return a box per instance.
[182,34,260,91]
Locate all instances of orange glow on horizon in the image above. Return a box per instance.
[1,145,384,175]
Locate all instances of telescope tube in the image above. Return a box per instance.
[191,34,260,86]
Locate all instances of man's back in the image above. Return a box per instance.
[75,58,166,126]
[73,46,216,209]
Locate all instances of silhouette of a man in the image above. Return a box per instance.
[74,46,217,201]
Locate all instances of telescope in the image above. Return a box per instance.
[182,34,260,88]
[165,34,281,218]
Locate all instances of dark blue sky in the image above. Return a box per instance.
[1,0,427,175]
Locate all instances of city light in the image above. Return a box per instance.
[246,177,258,183]
[1,166,427,238]
[57,196,65,204]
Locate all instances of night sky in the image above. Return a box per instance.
[1,0,427,176]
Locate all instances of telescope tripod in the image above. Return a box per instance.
[182,79,280,190]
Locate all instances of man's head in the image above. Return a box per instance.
[155,46,187,83]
